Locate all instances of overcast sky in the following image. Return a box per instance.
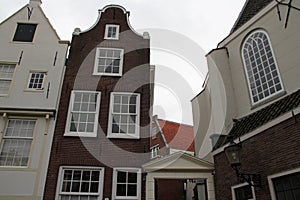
[1,0,246,125]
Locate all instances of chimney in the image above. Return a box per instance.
[29,0,42,6]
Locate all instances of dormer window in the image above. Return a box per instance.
[104,24,119,40]
[13,23,37,42]
[242,30,284,105]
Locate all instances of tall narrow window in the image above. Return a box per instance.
[13,23,37,42]
[0,63,15,95]
[104,24,120,40]
[57,166,104,200]
[112,168,141,200]
[65,91,101,137]
[242,30,283,105]
[108,92,140,139]
[0,119,36,167]
[93,48,124,76]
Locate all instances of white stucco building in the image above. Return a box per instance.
[0,0,69,199]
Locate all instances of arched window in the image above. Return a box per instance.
[242,30,283,104]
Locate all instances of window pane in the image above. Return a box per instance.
[110,93,139,136]
[242,31,283,104]
[68,91,99,134]
[273,172,300,200]
[13,23,37,42]
[116,184,126,196]
[234,185,253,200]
[28,72,46,89]
[128,172,137,183]
[95,48,122,75]
[117,171,126,183]
[60,168,102,198]
[0,119,35,166]
[127,184,137,196]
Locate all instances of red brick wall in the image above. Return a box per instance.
[213,113,300,200]
[44,6,151,200]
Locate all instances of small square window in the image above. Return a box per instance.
[13,23,37,42]
[27,71,46,90]
[104,24,120,40]
[93,48,124,76]
[113,168,141,200]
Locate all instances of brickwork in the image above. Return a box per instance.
[214,113,300,200]
[44,6,151,200]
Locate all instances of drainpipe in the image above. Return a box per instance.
[153,115,169,148]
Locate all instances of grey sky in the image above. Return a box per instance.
[1,0,246,125]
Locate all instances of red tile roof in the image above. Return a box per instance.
[156,119,195,152]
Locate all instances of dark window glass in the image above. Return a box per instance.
[273,172,300,200]
[234,185,253,200]
[13,23,37,42]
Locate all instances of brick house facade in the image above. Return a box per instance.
[44,5,152,200]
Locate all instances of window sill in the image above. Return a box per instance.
[64,132,97,137]
[104,37,119,40]
[107,134,140,140]
[92,73,122,77]
[24,89,44,93]
[251,90,286,110]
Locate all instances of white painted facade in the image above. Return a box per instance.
[0,0,69,199]
[192,0,300,158]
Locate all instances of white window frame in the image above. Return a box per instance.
[0,118,36,167]
[150,145,159,159]
[104,24,120,40]
[0,63,16,96]
[112,168,141,200]
[242,30,284,106]
[107,92,140,139]
[231,182,256,200]
[55,166,105,200]
[93,47,124,76]
[64,90,101,137]
[151,127,157,139]
[268,167,300,200]
[26,71,47,90]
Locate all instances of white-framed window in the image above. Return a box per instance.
[150,145,159,159]
[151,127,157,139]
[65,90,101,137]
[56,166,105,200]
[0,119,36,167]
[242,30,284,105]
[0,63,16,95]
[93,48,124,76]
[27,71,47,90]
[231,182,256,200]
[268,168,300,200]
[104,24,120,40]
[107,92,140,139]
[112,168,141,200]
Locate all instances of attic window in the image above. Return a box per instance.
[104,24,119,40]
[13,23,37,42]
